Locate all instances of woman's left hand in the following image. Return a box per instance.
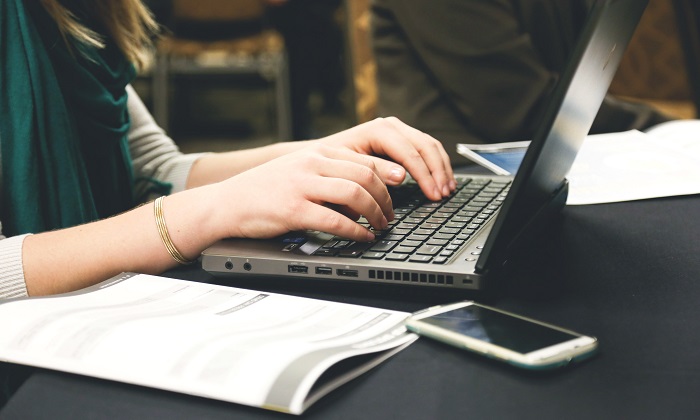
[318,117,456,201]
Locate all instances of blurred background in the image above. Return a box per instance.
[134,0,353,153]
[132,0,699,155]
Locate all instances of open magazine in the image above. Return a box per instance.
[0,273,417,415]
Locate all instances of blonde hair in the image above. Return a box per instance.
[40,0,159,71]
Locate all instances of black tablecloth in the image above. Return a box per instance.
[2,196,700,419]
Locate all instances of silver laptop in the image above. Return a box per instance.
[202,0,648,291]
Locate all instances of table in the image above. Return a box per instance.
[2,195,700,419]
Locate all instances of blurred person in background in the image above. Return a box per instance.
[371,0,672,164]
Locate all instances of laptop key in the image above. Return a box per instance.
[385,253,409,261]
[406,234,429,242]
[313,249,337,256]
[382,233,406,241]
[409,255,432,263]
[432,233,454,240]
[416,245,441,255]
[438,227,459,235]
[396,222,418,230]
[420,223,442,230]
[399,239,422,247]
[435,210,457,217]
[361,252,386,259]
[338,250,363,257]
[369,240,398,252]
[403,217,425,224]
[445,222,467,229]
[393,246,418,254]
[426,217,448,224]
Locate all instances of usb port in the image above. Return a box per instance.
[336,269,358,277]
[288,265,308,274]
[315,267,332,275]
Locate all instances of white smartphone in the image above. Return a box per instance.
[405,301,598,370]
[456,141,529,175]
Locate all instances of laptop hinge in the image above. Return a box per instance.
[475,179,569,276]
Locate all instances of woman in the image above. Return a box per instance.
[0,0,455,298]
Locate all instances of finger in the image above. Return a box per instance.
[355,117,455,201]
[327,203,362,222]
[306,176,389,232]
[312,147,395,220]
[385,117,456,195]
[319,143,407,195]
[356,119,443,201]
[364,156,407,187]
[298,203,376,242]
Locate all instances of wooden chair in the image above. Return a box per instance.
[151,0,292,140]
[344,0,377,124]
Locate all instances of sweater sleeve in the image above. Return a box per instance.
[0,87,210,299]
[0,230,30,299]
[126,85,210,202]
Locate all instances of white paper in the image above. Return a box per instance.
[458,121,700,205]
[0,273,416,415]
[566,127,700,205]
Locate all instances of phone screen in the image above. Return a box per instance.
[474,149,527,174]
[420,305,579,354]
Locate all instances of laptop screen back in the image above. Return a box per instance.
[477,0,649,272]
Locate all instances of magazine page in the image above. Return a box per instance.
[0,273,417,415]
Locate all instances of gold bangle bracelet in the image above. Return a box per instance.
[154,196,194,265]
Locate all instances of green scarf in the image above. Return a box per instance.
[0,0,135,237]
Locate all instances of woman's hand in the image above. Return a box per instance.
[187,117,456,198]
[318,117,456,201]
[212,143,395,242]
[200,117,455,242]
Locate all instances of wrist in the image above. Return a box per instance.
[157,186,225,260]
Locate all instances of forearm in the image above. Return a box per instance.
[22,185,222,296]
[186,140,316,188]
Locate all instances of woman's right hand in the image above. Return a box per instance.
[209,143,395,243]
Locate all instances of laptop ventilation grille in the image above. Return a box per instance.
[368,270,453,285]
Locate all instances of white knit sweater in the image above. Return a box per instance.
[0,85,207,299]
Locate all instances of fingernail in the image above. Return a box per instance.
[450,179,457,190]
[389,166,405,182]
[382,216,389,229]
[442,185,450,196]
[366,229,376,241]
[433,187,441,198]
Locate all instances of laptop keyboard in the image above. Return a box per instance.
[311,176,511,264]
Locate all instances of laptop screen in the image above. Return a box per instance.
[477,0,649,272]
